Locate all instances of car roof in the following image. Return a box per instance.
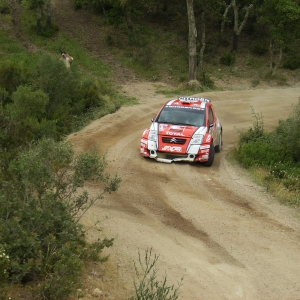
[164,97,211,109]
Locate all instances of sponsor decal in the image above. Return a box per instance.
[141,139,148,144]
[162,146,182,152]
[166,131,185,136]
[205,135,211,143]
[179,97,211,103]
[200,145,210,149]
[159,124,168,130]
[170,125,182,130]
[200,149,209,154]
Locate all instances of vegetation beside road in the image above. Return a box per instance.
[233,103,300,206]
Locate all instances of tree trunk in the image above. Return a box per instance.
[272,46,282,76]
[269,39,274,70]
[232,32,238,52]
[198,11,206,68]
[231,0,253,52]
[162,0,168,12]
[186,0,197,82]
[219,2,232,46]
[36,4,42,34]
[45,0,52,30]
[125,3,133,32]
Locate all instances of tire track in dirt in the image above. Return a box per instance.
[68,84,300,299]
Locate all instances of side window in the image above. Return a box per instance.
[208,107,214,124]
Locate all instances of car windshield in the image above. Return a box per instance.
[156,106,205,127]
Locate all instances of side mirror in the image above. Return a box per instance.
[151,118,154,122]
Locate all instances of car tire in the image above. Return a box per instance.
[215,131,222,153]
[202,143,215,167]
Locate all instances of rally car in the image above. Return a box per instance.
[140,96,222,166]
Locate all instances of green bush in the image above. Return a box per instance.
[0,246,10,283]
[250,42,268,56]
[33,54,107,116]
[0,138,121,299]
[234,102,300,195]
[0,62,28,95]
[199,70,214,89]
[283,55,300,70]
[0,0,11,14]
[272,101,300,162]
[129,248,183,300]
[220,51,236,66]
[237,107,264,144]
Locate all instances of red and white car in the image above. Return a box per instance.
[140,96,222,166]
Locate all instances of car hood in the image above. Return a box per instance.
[156,123,206,137]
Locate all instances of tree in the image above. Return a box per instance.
[259,0,300,75]
[26,0,53,34]
[186,0,198,82]
[231,0,253,52]
[221,0,253,52]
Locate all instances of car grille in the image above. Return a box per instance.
[162,137,186,144]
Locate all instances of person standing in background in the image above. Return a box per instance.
[60,51,73,68]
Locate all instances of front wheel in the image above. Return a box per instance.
[202,143,215,167]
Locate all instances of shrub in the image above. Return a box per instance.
[0,138,121,298]
[0,0,11,14]
[0,62,27,95]
[234,102,300,195]
[272,101,300,162]
[220,52,235,66]
[198,70,214,89]
[0,246,10,300]
[283,55,300,70]
[236,107,264,144]
[129,248,183,300]
[0,246,10,283]
[250,42,268,56]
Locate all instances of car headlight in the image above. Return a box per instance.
[190,134,204,145]
[148,130,157,142]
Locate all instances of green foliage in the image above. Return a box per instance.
[0,0,11,14]
[103,3,124,26]
[250,42,268,56]
[220,51,236,66]
[0,61,28,95]
[259,0,300,50]
[234,101,300,198]
[283,55,300,70]
[0,55,117,154]
[198,70,214,89]
[0,245,10,300]
[0,246,10,283]
[129,248,183,300]
[272,101,300,162]
[0,138,121,298]
[237,107,264,144]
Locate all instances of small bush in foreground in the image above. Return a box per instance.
[129,248,183,300]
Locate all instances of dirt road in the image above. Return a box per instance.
[68,83,300,300]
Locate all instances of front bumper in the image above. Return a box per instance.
[149,150,197,163]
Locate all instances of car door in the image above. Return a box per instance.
[207,105,218,145]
